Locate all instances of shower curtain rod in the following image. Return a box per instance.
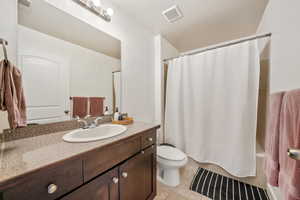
[163,32,272,62]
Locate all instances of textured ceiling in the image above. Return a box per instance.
[110,0,269,52]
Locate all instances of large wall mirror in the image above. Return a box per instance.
[17,0,121,125]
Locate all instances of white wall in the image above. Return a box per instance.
[45,0,156,123]
[257,0,300,93]
[18,25,119,111]
[154,35,179,123]
[154,36,162,124]
[154,35,179,143]
[0,0,18,131]
[0,0,17,63]
[161,37,180,61]
[257,1,300,199]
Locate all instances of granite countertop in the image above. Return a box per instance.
[0,121,160,187]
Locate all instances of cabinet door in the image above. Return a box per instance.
[119,145,156,200]
[61,167,119,200]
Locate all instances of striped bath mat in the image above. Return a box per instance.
[190,168,269,200]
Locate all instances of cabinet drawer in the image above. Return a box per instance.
[141,129,156,149]
[2,159,83,200]
[83,136,141,182]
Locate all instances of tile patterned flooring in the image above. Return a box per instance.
[155,157,267,200]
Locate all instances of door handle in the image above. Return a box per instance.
[288,149,300,160]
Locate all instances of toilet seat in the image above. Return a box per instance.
[157,146,186,161]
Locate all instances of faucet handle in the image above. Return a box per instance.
[77,118,89,129]
[93,117,103,126]
[84,115,91,119]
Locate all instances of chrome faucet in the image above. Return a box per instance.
[75,115,103,129]
[75,116,89,129]
[89,117,103,128]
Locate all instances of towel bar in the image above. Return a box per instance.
[288,149,300,160]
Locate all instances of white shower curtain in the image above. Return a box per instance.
[165,40,260,177]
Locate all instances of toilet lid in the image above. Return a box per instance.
[157,146,186,161]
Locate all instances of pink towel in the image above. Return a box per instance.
[278,89,300,200]
[89,97,104,117]
[72,97,88,118]
[264,92,285,186]
[0,60,27,129]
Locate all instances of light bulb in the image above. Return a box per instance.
[92,0,101,7]
[106,8,114,16]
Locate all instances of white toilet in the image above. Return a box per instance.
[157,145,188,187]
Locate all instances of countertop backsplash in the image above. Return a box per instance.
[0,115,113,143]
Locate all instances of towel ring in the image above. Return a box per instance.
[0,39,8,63]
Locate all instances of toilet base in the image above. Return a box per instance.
[157,167,180,187]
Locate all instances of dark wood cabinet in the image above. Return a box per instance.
[0,128,158,200]
[2,159,83,200]
[61,167,119,200]
[119,145,156,200]
[61,146,156,200]
[83,135,141,182]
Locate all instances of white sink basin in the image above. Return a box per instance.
[63,124,127,143]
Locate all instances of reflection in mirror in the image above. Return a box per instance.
[17,0,121,125]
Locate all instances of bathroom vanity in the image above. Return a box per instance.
[0,122,159,200]
[0,2,160,199]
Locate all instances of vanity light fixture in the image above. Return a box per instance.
[106,8,114,17]
[18,0,32,7]
[73,0,114,22]
[92,0,101,7]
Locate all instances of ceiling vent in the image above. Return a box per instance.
[162,5,183,23]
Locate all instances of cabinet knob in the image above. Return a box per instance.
[141,151,145,154]
[112,177,119,184]
[148,137,153,142]
[47,184,58,194]
[122,172,128,178]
